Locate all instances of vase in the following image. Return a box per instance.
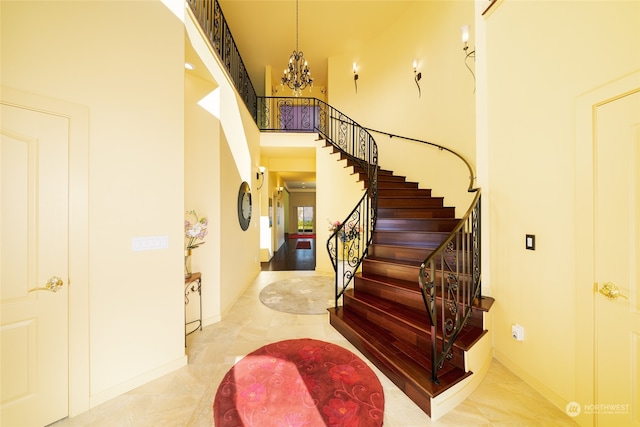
[184,249,192,279]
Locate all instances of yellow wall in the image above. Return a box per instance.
[184,74,222,324]
[479,0,640,418]
[324,0,640,420]
[327,1,476,213]
[184,5,262,319]
[1,0,187,409]
[315,142,366,274]
[6,0,637,420]
[288,192,316,234]
[258,132,317,254]
[2,0,265,415]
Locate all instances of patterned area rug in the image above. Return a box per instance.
[295,240,312,249]
[290,233,316,239]
[213,338,384,427]
[259,276,334,315]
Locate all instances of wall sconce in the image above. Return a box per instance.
[353,62,359,93]
[413,60,422,98]
[256,166,266,190]
[461,24,474,56]
[277,186,284,197]
[461,24,476,91]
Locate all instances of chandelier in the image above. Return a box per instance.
[281,0,312,96]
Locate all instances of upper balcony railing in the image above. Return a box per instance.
[187,0,257,121]
[187,0,481,384]
[257,96,378,307]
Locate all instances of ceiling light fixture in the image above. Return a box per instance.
[281,0,312,96]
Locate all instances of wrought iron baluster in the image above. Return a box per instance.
[187,0,257,121]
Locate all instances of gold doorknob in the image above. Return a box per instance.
[598,282,628,301]
[28,276,64,293]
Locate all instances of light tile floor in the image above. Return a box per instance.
[53,271,578,427]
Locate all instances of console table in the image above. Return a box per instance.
[184,272,202,347]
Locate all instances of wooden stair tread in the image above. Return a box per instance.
[365,255,472,275]
[347,289,487,351]
[323,142,491,418]
[378,194,435,199]
[357,272,495,312]
[378,188,432,196]
[329,307,473,399]
[365,256,421,267]
[359,272,423,292]
[377,208,457,220]
[375,220,458,232]
[369,243,435,250]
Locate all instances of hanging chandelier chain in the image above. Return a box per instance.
[281,0,312,96]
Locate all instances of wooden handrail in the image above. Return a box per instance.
[364,127,479,193]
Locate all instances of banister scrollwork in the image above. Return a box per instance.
[190,0,481,393]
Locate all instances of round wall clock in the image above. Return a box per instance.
[237,181,252,231]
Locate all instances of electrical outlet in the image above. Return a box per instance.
[512,324,525,341]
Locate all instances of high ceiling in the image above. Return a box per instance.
[187,1,418,191]
[217,1,416,94]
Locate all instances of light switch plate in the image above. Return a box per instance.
[525,234,535,250]
[132,236,169,251]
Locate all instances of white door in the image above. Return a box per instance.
[594,89,640,426]
[1,103,70,426]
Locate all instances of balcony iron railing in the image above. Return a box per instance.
[187,0,257,121]
[187,0,481,385]
[258,96,378,307]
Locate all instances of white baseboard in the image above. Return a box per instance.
[88,355,188,408]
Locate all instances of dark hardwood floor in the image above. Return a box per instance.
[261,234,316,271]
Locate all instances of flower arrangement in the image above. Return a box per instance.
[185,210,208,250]
[328,219,361,242]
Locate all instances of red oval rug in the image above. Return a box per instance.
[213,338,384,426]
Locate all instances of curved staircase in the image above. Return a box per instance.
[187,0,494,420]
[326,151,494,420]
